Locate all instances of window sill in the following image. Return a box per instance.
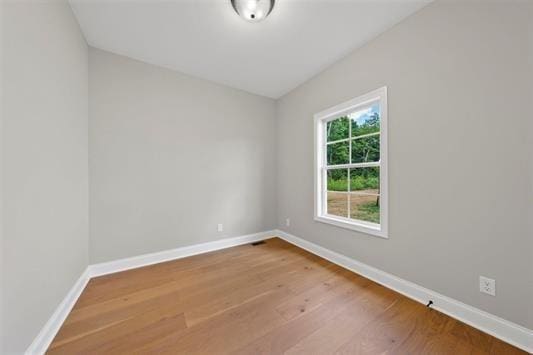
[314,214,388,239]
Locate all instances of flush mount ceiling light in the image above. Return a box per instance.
[231,0,275,22]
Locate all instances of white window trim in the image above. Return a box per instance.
[314,86,388,239]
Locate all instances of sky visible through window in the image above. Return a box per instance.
[348,103,380,128]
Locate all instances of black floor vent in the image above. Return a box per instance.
[251,241,266,246]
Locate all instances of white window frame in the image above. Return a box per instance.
[314,86,388,238]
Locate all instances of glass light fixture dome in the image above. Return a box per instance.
[231,0,275,22]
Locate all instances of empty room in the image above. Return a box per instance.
[1,0,532,354]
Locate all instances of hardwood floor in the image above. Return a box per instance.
[47,238,525,354]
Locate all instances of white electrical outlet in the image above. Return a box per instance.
[217,223,223,232]
[286,218,290,227]
[479,276,496,296]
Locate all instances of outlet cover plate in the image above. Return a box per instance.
[479,276,496,296]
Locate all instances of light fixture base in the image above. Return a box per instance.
[230,0,275,22]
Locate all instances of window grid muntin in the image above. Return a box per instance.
[351,131,379,141]
[323,109,381,225]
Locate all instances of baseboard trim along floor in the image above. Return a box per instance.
[274,229,532,353]
[25,230,273,354]
[25,269,91,355]
[26,229,533,354]
[88,231,272,277]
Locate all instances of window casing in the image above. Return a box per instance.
[314,87,388,238]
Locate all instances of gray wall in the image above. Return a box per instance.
[276,1,532,329]
[1,1,531,351]
[0,1,89,353]
[89,48,277,263]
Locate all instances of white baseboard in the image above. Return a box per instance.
[88,230,275,277]
[25,230,276,354]
[26,229,532,354]
[274,229,533,353]
[25,269,91,355]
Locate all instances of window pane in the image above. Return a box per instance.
[351,134,380,163]
[326,117,349,142]
[327,169,348,191]
[327,192,348,218]
[350,194,380,223]
[350,167,379,193]
[327,141,349,166]
[350,103,380,137]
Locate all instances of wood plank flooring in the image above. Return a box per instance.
[47,238,526,354]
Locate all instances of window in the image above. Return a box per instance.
[314,87,388,238]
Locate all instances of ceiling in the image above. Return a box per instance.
[70,0,430,99]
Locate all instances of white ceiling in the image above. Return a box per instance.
[70,0,430,98]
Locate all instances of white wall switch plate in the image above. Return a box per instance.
[479,276,496,296]
[217,223,223,232]
[286,218,290,227]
